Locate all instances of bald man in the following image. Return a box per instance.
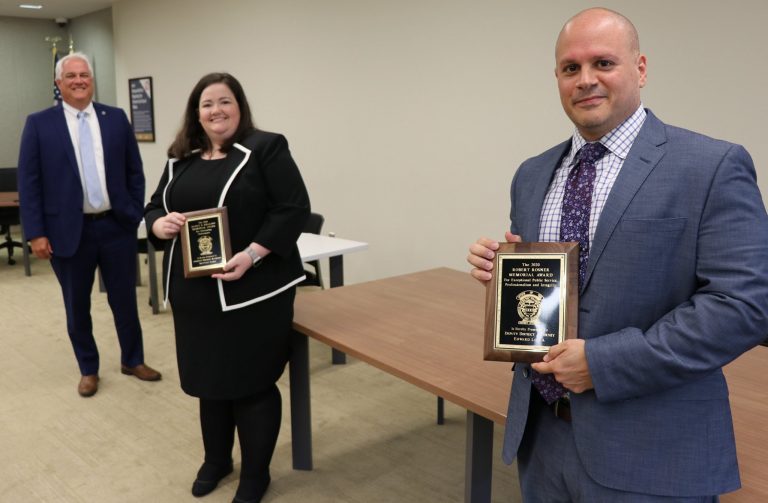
[468,8,768,501]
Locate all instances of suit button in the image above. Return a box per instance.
[523,368,530,379]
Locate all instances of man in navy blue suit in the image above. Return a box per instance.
[468,8,768,501]
[19,52,161,397]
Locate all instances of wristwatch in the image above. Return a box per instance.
[243,247,261,266]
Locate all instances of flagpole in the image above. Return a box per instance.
[45,36,64,105]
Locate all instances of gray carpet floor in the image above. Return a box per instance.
[0,243,519,502]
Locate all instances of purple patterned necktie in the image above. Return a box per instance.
[531,142,608,404]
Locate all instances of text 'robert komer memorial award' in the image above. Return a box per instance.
[484,242,578,363]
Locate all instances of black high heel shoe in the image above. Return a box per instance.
[191,461,234,497]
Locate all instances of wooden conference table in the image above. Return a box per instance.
[722,345,768,502]
[289,268,512,502]
[288,267,768,503]
[0,191,17,206]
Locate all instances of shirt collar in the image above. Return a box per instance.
[62,100,95,118]
[565,105,647,166]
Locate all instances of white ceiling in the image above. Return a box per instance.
[0,0,119,20]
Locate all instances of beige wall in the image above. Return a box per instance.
[0,11,113,168]
[113,0,768,285]
[0,17,67,167]
[70,8,116,106]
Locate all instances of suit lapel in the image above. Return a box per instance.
[520,141,570,241]
[164,144,250,213]
[215,143,251,207]
[583,111,668,289]
[94,103,110,162]
[53,105,80,179]
[93,103,114,196]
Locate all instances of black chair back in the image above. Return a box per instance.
[0,167,22,265]
[304,212,324,235]
[0,167,18,192]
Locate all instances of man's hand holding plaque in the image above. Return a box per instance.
[179,207,232,278]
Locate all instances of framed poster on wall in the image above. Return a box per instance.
[128,76,155,142]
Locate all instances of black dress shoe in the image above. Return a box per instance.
[191,461,233,497]
[232,472,270,503]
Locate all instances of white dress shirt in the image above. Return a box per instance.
[538,105,647,245]
[61,101,111,213]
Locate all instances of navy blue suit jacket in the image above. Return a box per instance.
[502,110,768,496]
[18,102,144,257]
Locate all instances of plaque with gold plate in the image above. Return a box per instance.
[179,207,232,278]
[483,242,578,363]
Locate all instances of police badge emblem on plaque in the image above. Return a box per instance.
[179,207,232,278]
[483,242,579,363]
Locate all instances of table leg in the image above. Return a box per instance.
[331,349,347,364]
[437,396,445,425]
[289,329,313,470]
[464,411,493,503]
[329,255,347,365]
[147,240,159,314]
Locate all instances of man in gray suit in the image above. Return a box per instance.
[468,8,768,501]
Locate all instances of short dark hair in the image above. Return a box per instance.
[168,72,256,159]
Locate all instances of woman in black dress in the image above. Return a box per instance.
[144,73,310,503]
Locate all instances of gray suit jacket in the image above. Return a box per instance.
[502,110,768,497]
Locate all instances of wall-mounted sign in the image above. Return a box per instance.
[129,77,155,142]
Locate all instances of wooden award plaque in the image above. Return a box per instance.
[483,242,579,363]
[179,207,232,278]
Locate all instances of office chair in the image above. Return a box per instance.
[299,212,324,288]
[0,167,24,266]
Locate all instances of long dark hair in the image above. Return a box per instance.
[167,73,255,159]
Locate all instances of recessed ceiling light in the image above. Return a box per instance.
[19,4,44,9]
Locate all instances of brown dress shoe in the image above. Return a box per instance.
[121,363,162,381]
[78,375,99,397]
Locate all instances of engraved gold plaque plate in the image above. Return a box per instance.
[483,242,578,363]
[179,207,232,278]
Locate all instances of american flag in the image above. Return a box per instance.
[53,45,62,105]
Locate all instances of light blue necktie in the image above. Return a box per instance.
[77,111,104,209]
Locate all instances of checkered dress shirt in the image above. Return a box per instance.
[539,106,647,245]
